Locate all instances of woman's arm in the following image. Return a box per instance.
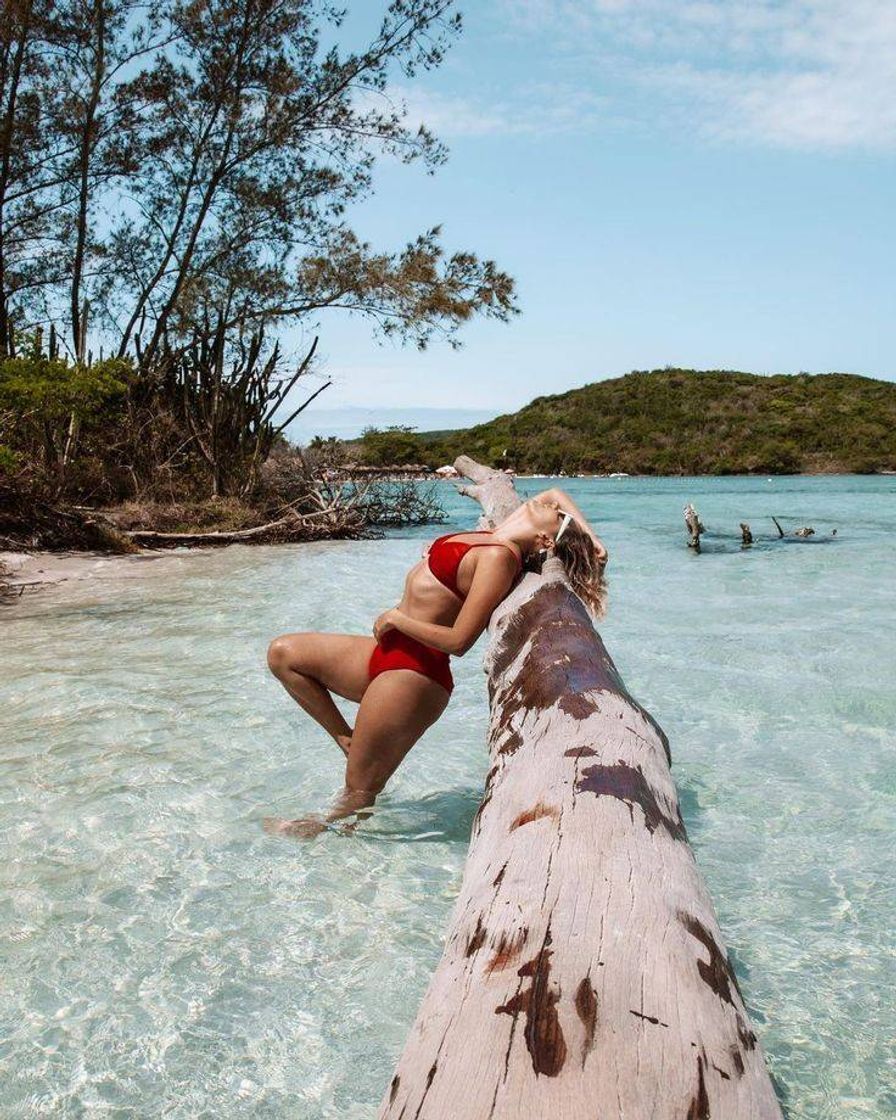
[375,549,519,656]
[534,486,608,565]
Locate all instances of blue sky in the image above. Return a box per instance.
[288,0,896,430]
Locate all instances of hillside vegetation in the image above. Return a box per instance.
[414,369,896,474]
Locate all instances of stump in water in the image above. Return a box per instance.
[379,462,782,1120]
[684,502,704,550]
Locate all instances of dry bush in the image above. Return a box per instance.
[358,479,447,526]
[257,446,316,507]
[106,498,263,534]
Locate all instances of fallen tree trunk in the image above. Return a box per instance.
[379,461,782,1120]
[452,454,521,526]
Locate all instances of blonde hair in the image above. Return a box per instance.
[554,519,608,618]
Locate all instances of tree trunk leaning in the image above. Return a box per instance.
[379,463,782,1120]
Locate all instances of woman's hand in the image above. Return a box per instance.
[373,608,398,642]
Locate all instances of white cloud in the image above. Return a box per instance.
[502,0,896,150]
[378,82,609,138]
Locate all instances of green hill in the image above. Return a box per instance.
[422,369,896,475]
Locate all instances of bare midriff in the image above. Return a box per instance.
[396,534,496,627]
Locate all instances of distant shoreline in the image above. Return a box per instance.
[341,468,896,480]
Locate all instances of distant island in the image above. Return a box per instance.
[351,369,896,476]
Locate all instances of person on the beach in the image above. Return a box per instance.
[265,488,608,836]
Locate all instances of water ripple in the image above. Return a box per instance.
[2,477,894,1118]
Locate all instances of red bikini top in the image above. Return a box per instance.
[427,531,522,599]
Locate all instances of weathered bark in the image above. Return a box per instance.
[684,502,704,550]
[453,454,521,527]
[379,461,782,1120]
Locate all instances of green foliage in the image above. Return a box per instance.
[359,426,429,466]
[0,355,131,422]
[1,0,515,361]
[0,445,19,474]
[430,369,896,475]
[0,343,133,492]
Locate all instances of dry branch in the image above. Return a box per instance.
[123,507,358,548]
[380,459,782,1120]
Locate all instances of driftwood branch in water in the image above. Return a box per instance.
[684,502,705,550]
[772,519,817,540]
[380,458,782,1120]
[688,513,830,550]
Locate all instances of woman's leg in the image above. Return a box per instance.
[345,669,450,796]
[267,668,450,837]
[266,632,376,756]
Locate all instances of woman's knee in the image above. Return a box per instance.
[267,633,307,677]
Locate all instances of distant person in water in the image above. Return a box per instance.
[264,488,608,837]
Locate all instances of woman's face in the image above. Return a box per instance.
[527,497,566,540]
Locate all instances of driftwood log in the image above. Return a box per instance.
[379,461,782,1120]
[122,508,349,548]
[452,454,521,526]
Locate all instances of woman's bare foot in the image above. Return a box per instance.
[334,733,352,758]
[263,815,328,839]
[263,787,379,840]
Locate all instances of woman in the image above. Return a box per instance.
[265,487,608,837]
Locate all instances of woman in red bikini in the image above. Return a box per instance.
[265,487,607,836]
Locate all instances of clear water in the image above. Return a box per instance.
[1,476,894,1119]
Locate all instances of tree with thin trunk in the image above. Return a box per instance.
[0,0,56,354]
[45,0,171,360]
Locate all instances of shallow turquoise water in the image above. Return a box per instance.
[1,476,894,1118]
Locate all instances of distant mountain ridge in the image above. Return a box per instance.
[420,369,896,475]
[287,405,496,444]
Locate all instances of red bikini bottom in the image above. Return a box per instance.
[368,631,454,695]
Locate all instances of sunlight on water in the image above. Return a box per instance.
[2,476,894,1118]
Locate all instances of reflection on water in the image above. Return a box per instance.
[1,475,894,1118]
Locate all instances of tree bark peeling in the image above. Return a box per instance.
[378,461,782,1120]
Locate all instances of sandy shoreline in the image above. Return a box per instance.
[0,548,186,593]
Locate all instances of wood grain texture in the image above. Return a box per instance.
[452,455,521,528]
[379,461,782,1120]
